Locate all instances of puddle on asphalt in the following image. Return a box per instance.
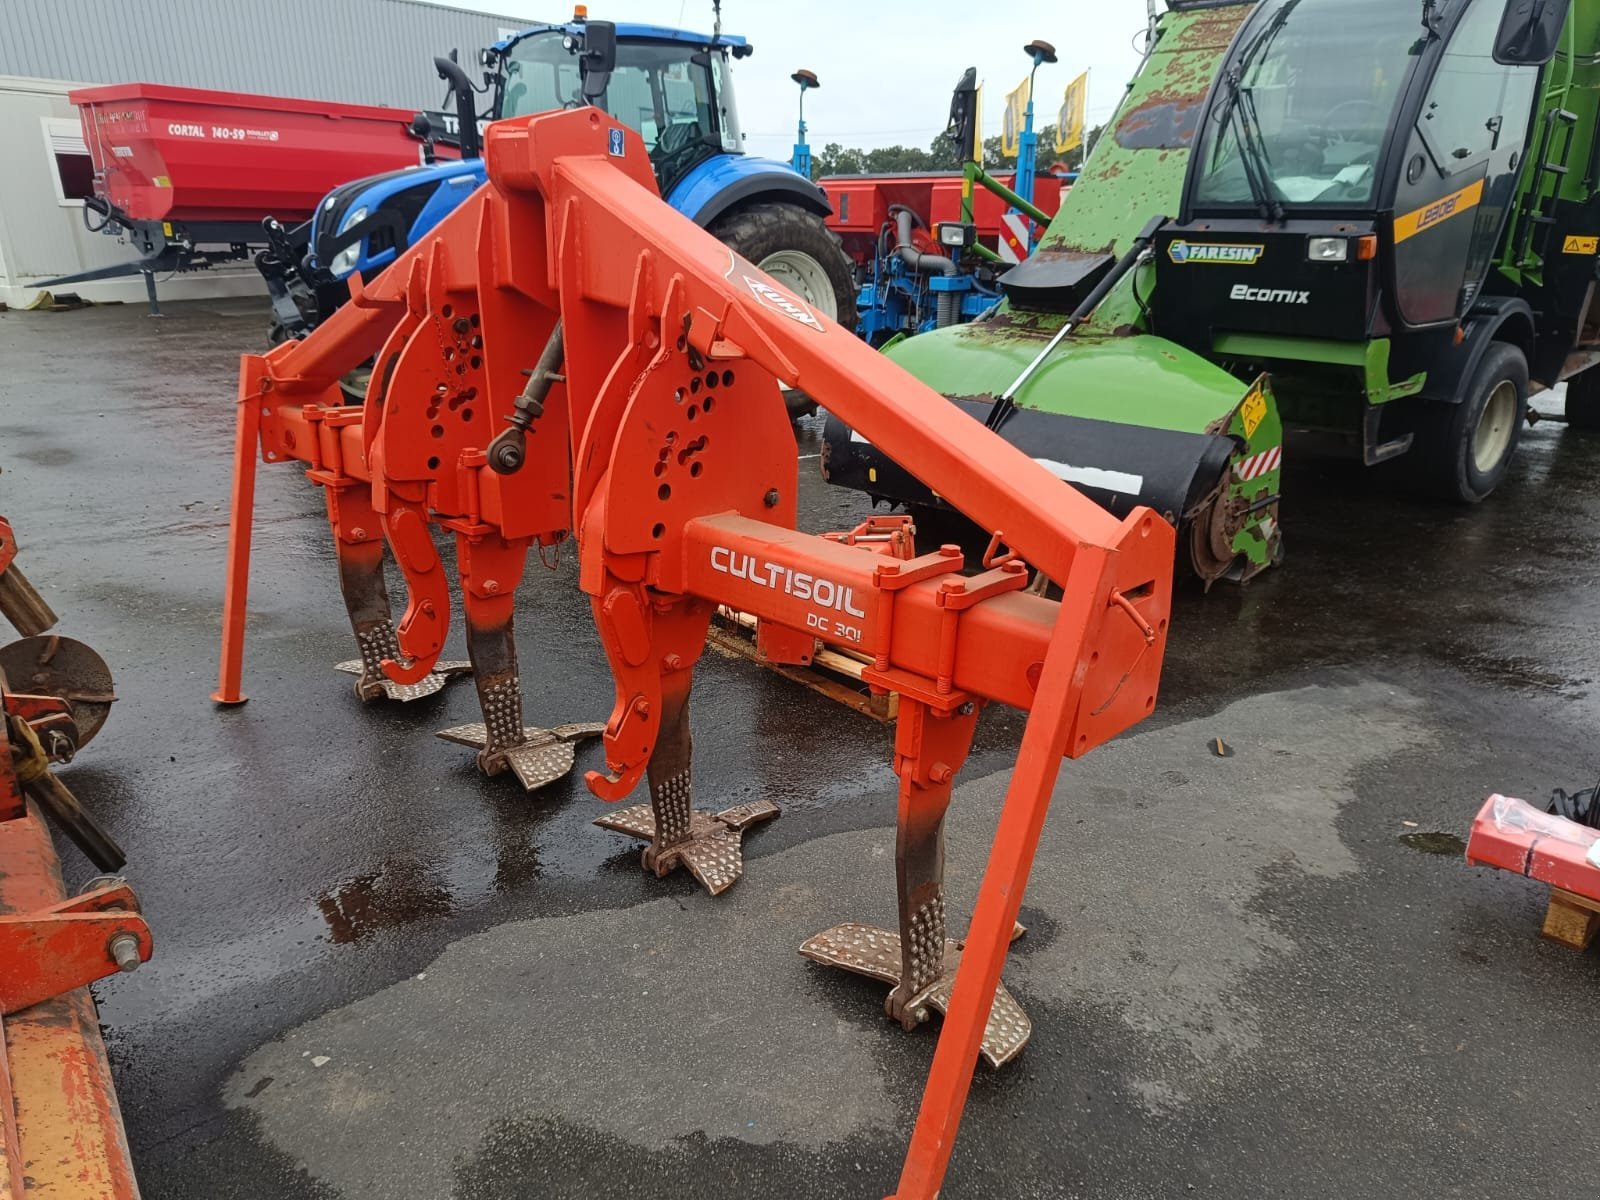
[317,860,455,944]
[1399,830,1467,857]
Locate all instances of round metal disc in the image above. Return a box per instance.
[1186,479,1243,588]
[0,635,116,748]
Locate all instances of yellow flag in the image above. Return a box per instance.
[1055,71,1088,155]
[1002,75,1030,158]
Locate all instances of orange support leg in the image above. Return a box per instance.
[212,368,264,706]
[890,552,1112,1199]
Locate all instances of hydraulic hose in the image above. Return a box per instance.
[892,207,956,277]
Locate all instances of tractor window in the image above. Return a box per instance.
[1191,0,1425,209]
[499,34,742,169]
[1417,0,1540,175]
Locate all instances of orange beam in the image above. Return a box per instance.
[0,804,139,1200]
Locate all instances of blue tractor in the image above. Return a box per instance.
[260,10,855,366]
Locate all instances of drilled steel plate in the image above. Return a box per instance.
[594,799,780,896]
[437,721,606,749]
[551,721,608,741]
[0,635,116,747]
[593,802,658,839]
[436,721,605,791]
[503,740,579,791]
[800,922,1033,1067]
[924,972,1032,1067]
[335,659,471,702]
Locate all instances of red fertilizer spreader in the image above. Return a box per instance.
[52,82,446,304]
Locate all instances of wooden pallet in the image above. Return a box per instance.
[1542,887,1600,952]
[707,607,898,723]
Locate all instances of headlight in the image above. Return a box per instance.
[328,206,368,276]
[937,222,976,249]
[1307,236,1348,263]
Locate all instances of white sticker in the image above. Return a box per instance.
[1033,458,1144,496]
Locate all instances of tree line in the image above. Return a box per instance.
[808,123,1104,179]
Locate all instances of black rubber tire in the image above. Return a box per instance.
[710,202,857,333]
[1415,341,1527,503]
[783,388,820,421]
[1566,365,1600,431]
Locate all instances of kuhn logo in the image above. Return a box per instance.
[745,276,823,330]
[1231,284,1310,305]
[1169,240,1263,265]
[709,546,865,617]
[166,123,206,138]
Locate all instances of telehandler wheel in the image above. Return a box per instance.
[1564,365,1600,431]
[1417,341,1526,503]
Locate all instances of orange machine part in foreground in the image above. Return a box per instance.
[1,518,148,1199]
[215,108,1176,1198]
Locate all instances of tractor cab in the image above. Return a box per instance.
[264,12,850,343]
[1153,0,1593,497]
[490,22,753,197]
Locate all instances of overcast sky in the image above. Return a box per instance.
[433,0,1156,160]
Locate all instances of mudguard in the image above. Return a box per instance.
[666,154,831,226]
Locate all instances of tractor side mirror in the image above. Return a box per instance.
[946,67,979,164]
[409,112,438,164]
[581,20,618,103]
[1493,0,1571,65]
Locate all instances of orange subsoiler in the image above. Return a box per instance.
[213,108,1175,1197]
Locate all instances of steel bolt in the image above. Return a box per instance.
[351,527,367,540]
[957,702,976,716]
[632,698,651,718]
[663,654,684,671]
[930,763,954,785]
[108,933,142,974]
[763,488,781,508]
[483,580,500,594]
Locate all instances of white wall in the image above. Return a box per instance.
[0,76,265,309]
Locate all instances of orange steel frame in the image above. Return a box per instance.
[1,520,149,1199]
[215,108,1177,1198]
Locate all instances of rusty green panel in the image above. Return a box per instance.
[1038,3,1255,263]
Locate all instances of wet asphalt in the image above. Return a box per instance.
[1,297,1598,1199]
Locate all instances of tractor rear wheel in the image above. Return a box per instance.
[711,203,856,421]
[712,202,856,326]
[1565,365,1600,431]
[1416,341,1526,503]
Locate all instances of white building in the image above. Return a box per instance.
[0,0,529,307]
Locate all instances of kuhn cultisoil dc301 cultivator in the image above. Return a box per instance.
[0,514,148,1199]
[214,107,1174,1197]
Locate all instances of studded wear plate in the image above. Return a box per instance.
[800,922,1033,1068]
[436,722,605,791]
[594,799,780,896]
[335,660,472,703]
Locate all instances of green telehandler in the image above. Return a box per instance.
[825,0,1600,584]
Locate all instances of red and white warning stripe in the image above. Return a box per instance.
[1234,445,1282,481]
